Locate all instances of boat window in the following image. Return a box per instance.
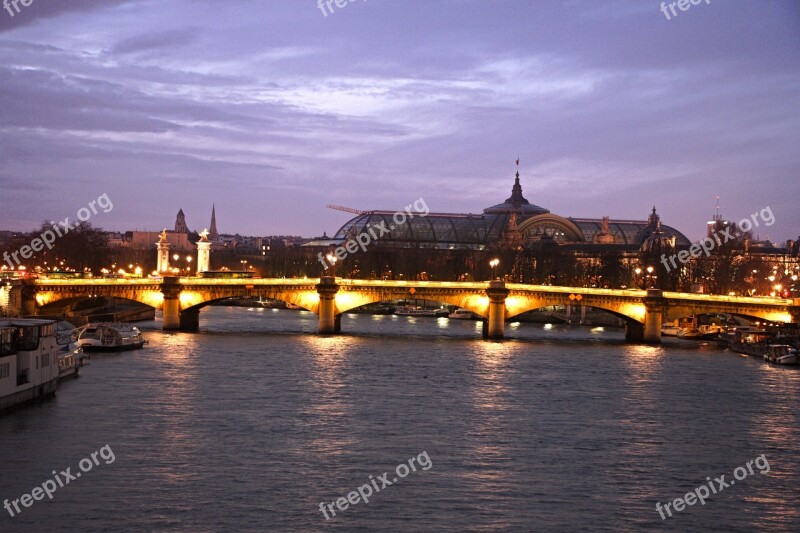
[14,326,39,351]
[39,323,55,337]
[0,328,15,357]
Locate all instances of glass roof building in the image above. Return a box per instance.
[309,172,691,252]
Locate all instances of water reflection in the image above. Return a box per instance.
[299,335,358,457]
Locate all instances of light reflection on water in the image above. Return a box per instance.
[0,306,798,532]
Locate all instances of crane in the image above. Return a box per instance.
[326,204,366,215]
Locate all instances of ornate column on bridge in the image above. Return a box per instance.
[643,288,665,344]
[156,229,171,274]
[316,276,340,334]
[485,280,510,340]
[161,276,182,330]
[196,229,211,275]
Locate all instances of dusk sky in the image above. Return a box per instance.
[1,0,798,242]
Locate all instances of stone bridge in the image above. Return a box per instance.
[15,277,800,341]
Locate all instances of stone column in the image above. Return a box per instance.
[316,276,339,334]
[196,229,211,275]
[486,280,509,340]
[161,277,182,330]
[156,230,171,274]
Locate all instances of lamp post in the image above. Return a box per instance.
[325,253,337,277]
[489,258,499,280]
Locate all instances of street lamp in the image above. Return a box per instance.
[489,258,499,280]
[325,253,337,276]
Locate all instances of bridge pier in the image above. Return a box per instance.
[161,277,182,330]
[486,280,509,340]
[179,308,200,331]
[317,276,340,334]
[20,282,37,317]
[643,289,665,344]
[790,300,800,324]
[625,321,644,342]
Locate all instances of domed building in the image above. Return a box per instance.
[314,170,691,253]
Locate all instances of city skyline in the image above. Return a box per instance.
[1,0,798,242]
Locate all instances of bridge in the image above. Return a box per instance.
[11,277,799,342]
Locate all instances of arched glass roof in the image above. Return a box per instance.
[333,212,511,250]
[570,219,692,246]
[322,174,692,250]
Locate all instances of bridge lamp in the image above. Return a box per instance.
[173,254,180,262]
[490,258,500,280]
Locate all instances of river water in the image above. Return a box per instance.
[1,307,798,532]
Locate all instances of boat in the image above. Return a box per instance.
[55,321,89,380]
[764,344,798,365]
[661,321,682,336]
[449,308,476,320]
[395,306,438,317]
[0,318,61,412]
[676,316,723,340]
[728,328,771,357]
[677,327,704,340]
[75,323,146,352]
[699,324,725,340]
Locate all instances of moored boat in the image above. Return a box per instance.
[677,327,704,340]
[449,308,476,320]
[55,321,89,380]
[728,328,770,357]
[764,344,798,365]
[395,306,438,317]
[0,318,61,413]
[75,323,146,352]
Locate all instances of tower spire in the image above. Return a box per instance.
[209,204,219,241]
[504,160,529,207]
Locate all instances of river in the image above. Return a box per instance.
[1,307,798,532]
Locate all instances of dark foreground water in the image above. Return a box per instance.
[1,307,799,532]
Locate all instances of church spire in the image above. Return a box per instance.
[209,204,219,240]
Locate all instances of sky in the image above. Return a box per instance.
[0,0,798,242]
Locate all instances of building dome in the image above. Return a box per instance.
[483,171,550,217]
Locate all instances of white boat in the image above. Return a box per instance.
[0,318,61,412]
[764,344,798,365]
[55,321,89,380]
[449,308,475,319]
[75,323,146,352]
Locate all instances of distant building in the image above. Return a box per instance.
[126,231,193,251]
[174,209,189,234]
[307,170,692,253]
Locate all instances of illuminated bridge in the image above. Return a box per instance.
[14,277,799,342]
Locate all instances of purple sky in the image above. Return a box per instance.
[1,0,798,242]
